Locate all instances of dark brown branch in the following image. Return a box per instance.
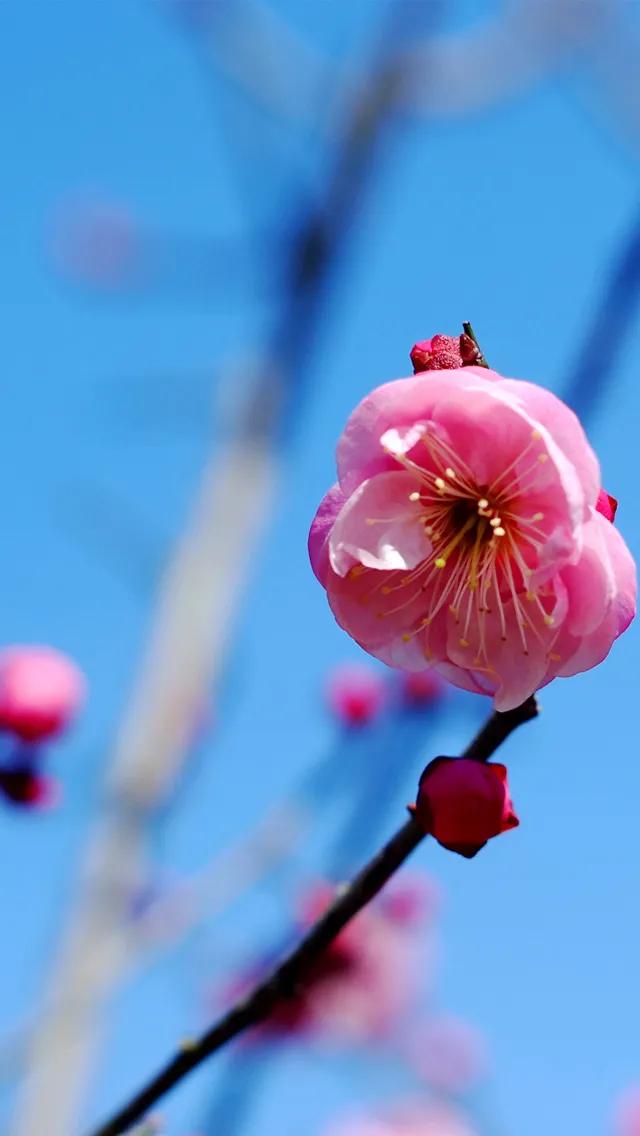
[87,697,538,1136]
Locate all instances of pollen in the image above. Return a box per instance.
[434,557,447,569]
[532,512,544,521]
[445,467,456,479]
[380,586,392,595]
[477,498,489,510]
[544,614,555,626]
[489,516,502,527]
[537,453,548,463]
[459,637,469,648]
[408,491,421,502]
[493,526,506,537]
[434,477,446,491]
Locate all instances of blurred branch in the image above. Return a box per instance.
[563,203,640,421]
[398,0,613,119]
[87,697,538,1136]
[12,7,441,1136]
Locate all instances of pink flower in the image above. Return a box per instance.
[414,757,518,858]
[309,363,636,710]
[0,647,85,742]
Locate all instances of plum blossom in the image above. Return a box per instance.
[309,361,636,710]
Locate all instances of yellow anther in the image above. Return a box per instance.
[402,633,411,642]
[493,526,506,537]
[459,637,469,648]
[435,557,447,569]
[548,651,561,661]
[365,517,376,525]
[537,453,548,463]
[348,565,365,579]
[380,586,392,595]
[544,614,555,626]
[489,516,502,527]
[478,497,489,510]
[445,466,456,478]
[434,477,446,491]
[531,429,541,440]
[532,512,544,521]
[408,491,421,502]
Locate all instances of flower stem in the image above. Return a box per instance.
[87,697,538,1136]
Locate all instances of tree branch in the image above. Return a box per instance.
[87,695,538,1136]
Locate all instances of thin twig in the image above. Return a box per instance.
[87,696,538,1136]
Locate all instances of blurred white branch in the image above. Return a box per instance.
[10,403,276,1136]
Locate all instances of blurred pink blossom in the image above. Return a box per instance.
[225,880,432,1046]
[614,1085,640,1136]
[0,767,61,811]
[325,1100,476,1136]
[309,361,636,710]
[407,1015,487,1093]
[51,197,140,287]
[399,669,445,707]
[325,662,386,726]
[0,646,85,743]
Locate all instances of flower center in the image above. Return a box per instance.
[361,425,560,673]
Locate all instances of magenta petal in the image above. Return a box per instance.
[308,483,347,585]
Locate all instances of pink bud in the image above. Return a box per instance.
[0,647,85,742]
[410,335,464,373]
[596,488,618,523]
[325,663,385,726]
[414,757,519,858]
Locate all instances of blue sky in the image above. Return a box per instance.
[1,2,640,1134]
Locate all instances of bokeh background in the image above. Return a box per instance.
[2,2,640,1135]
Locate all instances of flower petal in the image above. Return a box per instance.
[308,482,347,585]
[328,472,432,576]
